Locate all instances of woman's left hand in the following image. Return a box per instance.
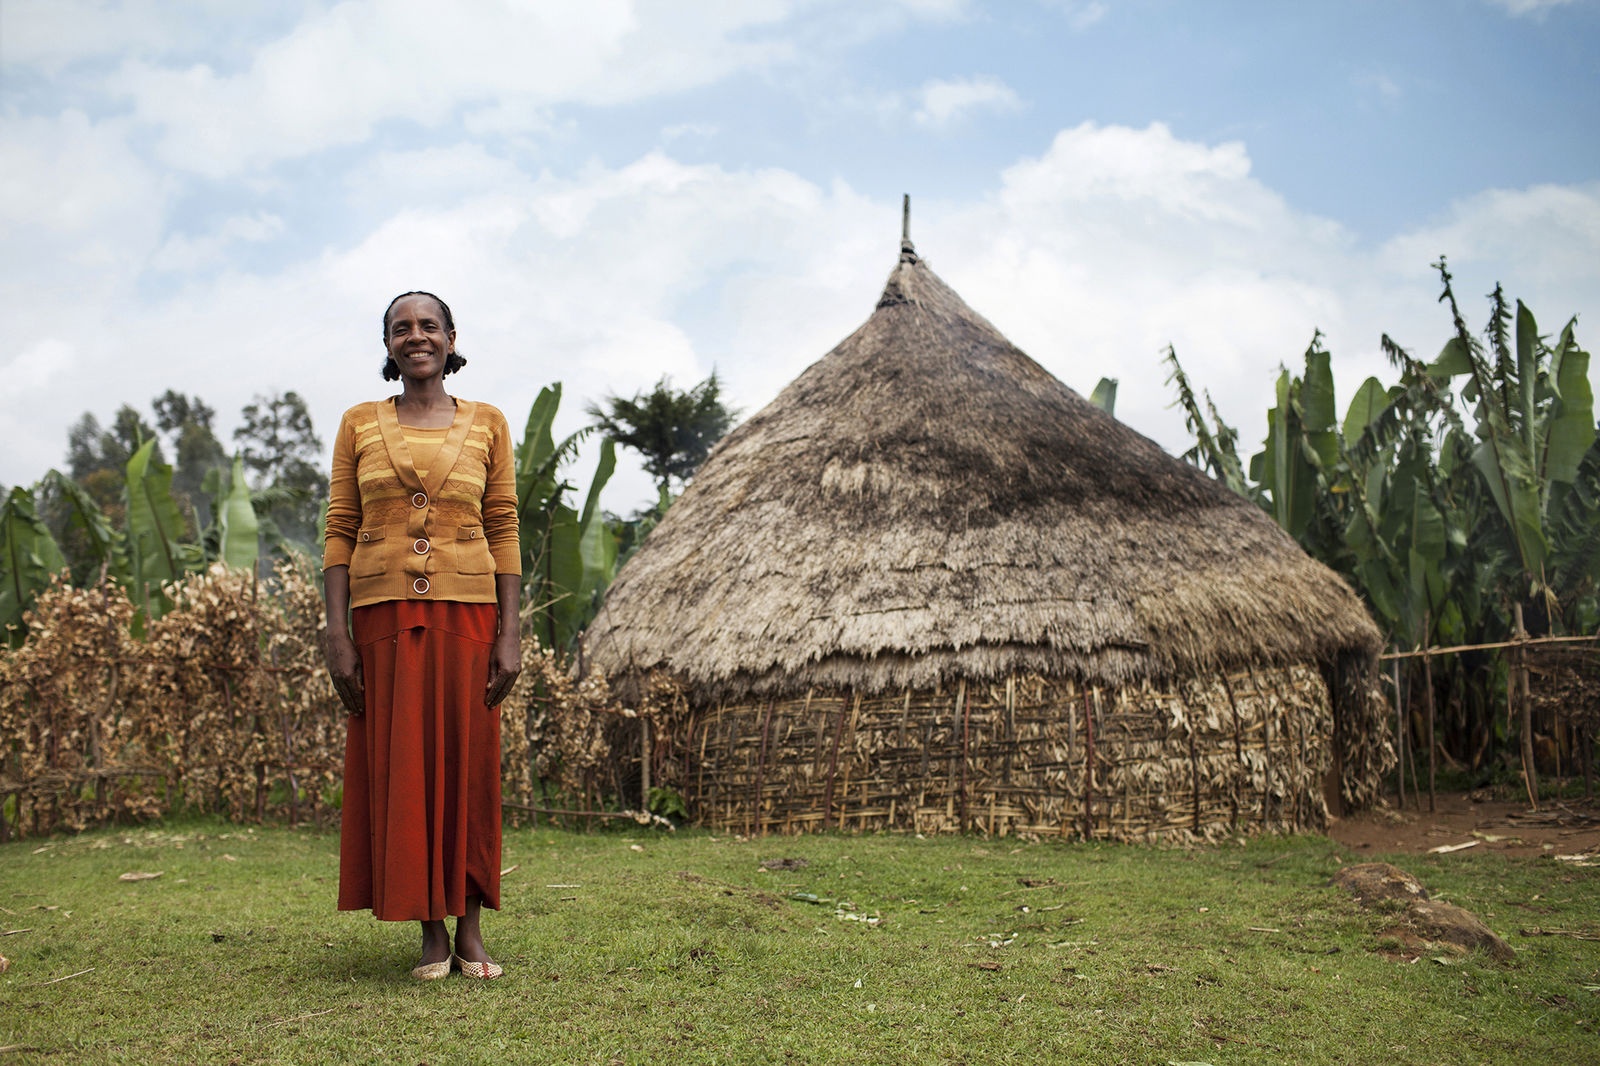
[485,630,520,708]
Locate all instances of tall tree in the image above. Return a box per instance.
[587,372,737,493]
[233,390,325,551]
[153,390,227,530]
[66,406,163,517]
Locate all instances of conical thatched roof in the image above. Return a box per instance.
[586,240,1381,702]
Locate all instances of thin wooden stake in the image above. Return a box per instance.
[1189,710,1201,834]
[821,691,850,830]
[956,680,971,832]
[1082,687,1096,840]
[1221,673,1244,830]
[1393,656,1406,810]
[1422,639,1437,814]
[640,717,652,812]
[1514,604,1539,811]
[751,700,775,837]
[1251,668,1273,828]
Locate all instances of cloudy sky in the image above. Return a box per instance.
[4,0,1598,512]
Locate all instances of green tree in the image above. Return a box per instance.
[153,390,227,531]
[234,391,324,552]
[67,406,163,518]
[587,372,737,493]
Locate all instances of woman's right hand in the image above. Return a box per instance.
[322,564,364,716]
[325,630,365,715]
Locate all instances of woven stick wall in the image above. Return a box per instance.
[647,663,1333,842]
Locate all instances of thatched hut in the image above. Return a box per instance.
[586,225,1389,841]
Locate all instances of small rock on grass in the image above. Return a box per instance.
[1331,862,1428,904]
[1334,861,1513,961]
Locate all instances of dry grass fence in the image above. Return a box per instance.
[0,564,657,841]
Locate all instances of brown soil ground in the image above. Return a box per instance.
[1327,789,1600,859]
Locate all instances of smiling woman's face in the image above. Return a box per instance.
[384,294,455,382]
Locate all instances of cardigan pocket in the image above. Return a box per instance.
[349,527,388,577]
[453,526,495,574]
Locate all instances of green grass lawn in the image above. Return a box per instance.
[1,819,1595,1064]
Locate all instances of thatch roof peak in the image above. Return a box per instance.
[586,243,1380,701]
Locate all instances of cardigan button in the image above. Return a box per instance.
[412,492,427,508]
[413,538,430,555]
[413,577,430,595]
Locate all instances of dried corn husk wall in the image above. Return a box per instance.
[634,665,1353,842]
[0,565,643,839]
[0,563,343,837]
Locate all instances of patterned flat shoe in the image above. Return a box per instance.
[410,958,452,980]
[452,954,503,979]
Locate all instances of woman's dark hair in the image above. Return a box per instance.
[381,290,467,380]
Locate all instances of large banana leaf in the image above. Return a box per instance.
[38,468,126,584]
[1342,377,1389,448]
[515,387,620,650]
[1088,377,1117,415]
[543,501,583,648]
[1164,347,1251,498]
[546,440,619,651]
[1549,436,1600,599]
[576,438,618,610]
[125,439,200,613]
[1432,285,1549,588]
[218,455,260,572]
[1541,318,1595,489]
[514,383,592,576]
[0,486,69,644]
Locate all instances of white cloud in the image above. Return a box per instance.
[96,0,811,177]
[912,75,1023,128]
[661,122,721,143]
[1485,0,1577,16]
[1041,1,1109,30]
[150,212,286,273]
[1377,182,1600,337]
[4,338,77,394]
[1353,70,1403,102]
[0,0,292,71]
[923,123,1597,463]
[0,110,169,259]
[4,118,1595,517]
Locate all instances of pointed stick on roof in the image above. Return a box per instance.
[901,193,917,263]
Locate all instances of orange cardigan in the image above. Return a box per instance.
[323,398,521,608]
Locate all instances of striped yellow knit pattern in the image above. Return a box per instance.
[324,398,520,607]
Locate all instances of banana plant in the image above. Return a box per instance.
[125,438,202,617]
[36,468,125,585]
[1087,377,1118,415]
[0,486,68,646]
[1429,261,1596,618]
[514,384,619,651]
[1163,346,1253,499]
[1250,333,1340,546]
[215,455,261,573]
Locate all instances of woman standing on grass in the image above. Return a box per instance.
[323,291,521,980]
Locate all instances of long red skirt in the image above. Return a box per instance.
[337,599,502,920]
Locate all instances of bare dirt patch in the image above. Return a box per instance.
[1327,790,1600,859]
